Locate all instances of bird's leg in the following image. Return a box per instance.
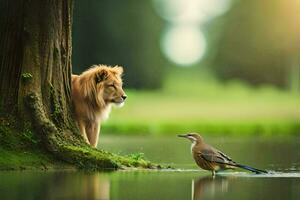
[212,170,216,178]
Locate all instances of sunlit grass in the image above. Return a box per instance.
[103,69,300,135]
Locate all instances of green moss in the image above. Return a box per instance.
[0,147,68,170]
[128,152,145,161]
[48,84,64,126]
[61,144,156,170]
[116,153,153,168]
[21,127,39,145]
[61,145,118,169]
[0,121,159,170]
[0,123,69,170]
[21,73,33,83]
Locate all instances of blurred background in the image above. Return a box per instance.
[72,0,300,136]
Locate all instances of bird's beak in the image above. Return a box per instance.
[177,134,188,138]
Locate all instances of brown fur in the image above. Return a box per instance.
[72,64,126,147]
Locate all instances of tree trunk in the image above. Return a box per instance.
[0,0,152,169]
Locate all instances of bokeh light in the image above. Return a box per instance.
[161,26,206,66]
[153,0,232,24]
[153,0,232,67]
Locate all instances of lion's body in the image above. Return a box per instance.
[71,65,126,147]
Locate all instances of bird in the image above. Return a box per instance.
[178,133,268,176]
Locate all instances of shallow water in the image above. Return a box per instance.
[99,135,300,171]
[0,135,300,200]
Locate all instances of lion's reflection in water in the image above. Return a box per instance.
[80,173,110,200]
[42,172,110,200]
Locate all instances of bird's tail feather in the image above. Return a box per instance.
[235,163,268,174]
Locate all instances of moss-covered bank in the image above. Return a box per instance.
[0,121,157,171]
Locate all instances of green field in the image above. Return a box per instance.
[102,70,300,136]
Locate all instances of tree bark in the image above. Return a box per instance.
[0,0,152,169]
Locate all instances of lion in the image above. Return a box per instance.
[71,64,127,147]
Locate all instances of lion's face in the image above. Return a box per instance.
[94,66,127,106]
[102,76,126,105]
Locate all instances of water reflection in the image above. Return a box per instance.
[192,176,229,200]
[79,173,110,200]
[48,172,111,200]
[0,171,111,200]
[1,170,300,200]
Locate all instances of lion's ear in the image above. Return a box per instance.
[95,69,108,84]
[113,65,123,76]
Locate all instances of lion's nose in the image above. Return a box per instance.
[121,95,127,100]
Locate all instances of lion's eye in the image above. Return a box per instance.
[108,84,116,89]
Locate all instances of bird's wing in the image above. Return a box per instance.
[217,150,233,162]
[198,149,236,165]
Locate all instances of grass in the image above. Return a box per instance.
[102,69,300,135]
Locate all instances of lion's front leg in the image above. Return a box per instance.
[87,122,100,148]
[78,120,90,145]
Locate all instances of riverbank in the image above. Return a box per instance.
[0,124,67,170]
[0,124,155,171]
